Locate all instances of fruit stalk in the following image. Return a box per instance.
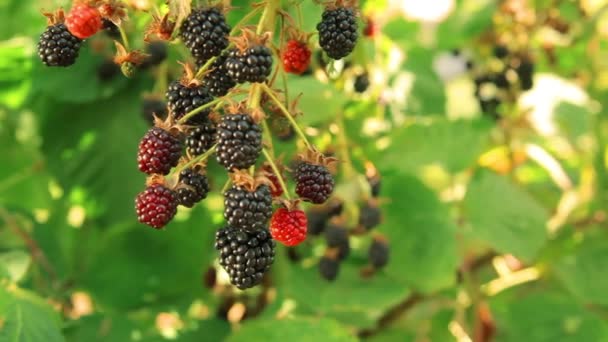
[262,148,290,199]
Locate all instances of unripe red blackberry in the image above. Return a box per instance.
[282,40,311,75]
[224,183,273,232]
[166,81,214,125]
[214,226,275,289]
[176,167,210,208]
[369,237,389,269]
[269,207,308,246]
[319,255,340,281]
[317,6,358,59]
[200,53,236,97]
[137,127,182,175]
[65,3,102,39]
[225,46,273,83]
[135,184,177,229]
[295,161,334,204]
[38,23,82,67]
[216,113,262,170]
[180,7,230,63]
[185,121,217,156]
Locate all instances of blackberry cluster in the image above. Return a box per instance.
[185,121,217,156]
[37,23,82,67]
[317,7,358,60]
[216,114,262,170]
[214,226,275,289]
[135,184,178,229]
[180,7,230,63]
[137,127,182,175]
[223,184,273,232]
[142,98,168,125]
[201,53,236,97]
[176,167,210,208]
[294,162,334,204]
[225,46,273,83]
[166,81,214,124]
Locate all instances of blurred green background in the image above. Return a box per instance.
[1,0,608,341]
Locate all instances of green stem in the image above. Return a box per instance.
[262,120,274,156]
[173,144,217,175]
[260,83,313,150]
[178,97,225,124]
[336,111,355,179]
[257,0,278,35]
[221,178,232,193]
[118,25,130,50]
[262,148,290,199]
[232,5,264,35]
[194,56,217,80]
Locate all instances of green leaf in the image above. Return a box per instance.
[552,228,608,307]
[0,285,64,342]
[381,118,491,173]
[0,250,31,283]
[436,0,496,48]
[0,40,33,109]
[401,48,446,115]
[226,317,358,342]
[464,170,549,261]
[553,101,592,141]
[490,291,608,342]
[381,171,459,292]
[286,76,347,125]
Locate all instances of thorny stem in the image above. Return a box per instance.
[178,97,225,124]
[260,83,313,150]
[262,148,291,199]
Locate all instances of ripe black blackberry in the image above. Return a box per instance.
[214,226,275,289]
[224,184,272,232]
[142,98,168,125]
[354,73,370,93]
[38,23,82,67]
[135,184,178,229]
[166,81,214,125]
[225,46,273,83]
[359,202,382,231]
[369,237,389,269]
[102,18,120,39]
[180,7,230,63]
[295,162,334,204]
[516,59,534,90]
[493,45,509,59]
[325,224,350,260]
[185,121,217,156]
[317,6,358,59]
[319,255,340,281]
[200,53,236,97]
[493,72,509,89]
[216,113,262,170]
[140,41,168,69]
[307,210,329,236]
[176,167,210,208]
[137,127,183,175]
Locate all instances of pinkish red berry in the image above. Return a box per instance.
[270,208,308,246]
[282,40,311,75]
[65,4,103,39]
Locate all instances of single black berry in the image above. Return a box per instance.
[186,121,217,156]
[479,97,501,120]
[176,167,210,208]
[97,59,120,82]
[137,127,183,175]
[142,98,168,125]
[140,41,168,69]
[369,238,389,269]
[216,114,262,170]
[319,256,339,281]
[200,53,236,96]
[367,176,381,197]
[354,73,370,93]
[180,7,230,63]
[493,72,509,89]
[317,7,358,59]
[493,45,509,59]
[214,226,275,289]
[224,184,272,232]
[307,210,329,236]
[38,23,82,67]
[295,162,334,204]
[102,18,120,39]
[359,202,382,230]
[225,46,273,83]
[166,81,214,125]
[516,60,534,90]
[325,225,349,260]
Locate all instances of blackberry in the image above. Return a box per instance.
[97,59,120,82]
[493,72,509,89]
[135,184,177,229]
[176,167,210,208]
[319,256,339,281]
[369,238,389,268]
[224,184,272,232]
[324,225,350,260]
[137,127,182,175]
[367,175,381,197]
[225,46,273,83]
[186,121,217,156]
[516,60,534,90]
[359,202,381,230]
[354,73,369,93]
[37,23,82,67]
[180,7,230,63]
[216,114,262,170]
[166,81,214,124]
[479,97,501,120]
[102,18,120,39]
[326,200,344,217]
[200,53,236,96]
[140,41,168,69]
[295,162,334,204]
[317,7,358,59]
[307,210,329,236]
[142,98,168,125]
[214,226,275,289]
[493,45,509,59]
